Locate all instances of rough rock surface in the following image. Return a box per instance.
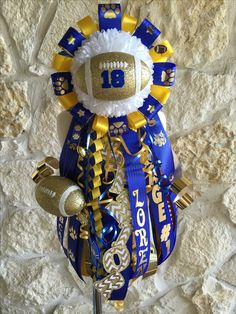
[164,217,233,283]
[0,35,13,74]
[192,277,236,314]
[0,257,79,307]
[0,0,236,313]
[53,303,93,314]
[222,185,236,224]
[165,70,236,135]
[157,288,198,314]
[28,89,63,157]
[172,119,236,183]
[38,0,98,66]
[0,80,30,138]
[0,0,47,63]
[217,254,236,286]
[0,160,38,207]
[126,0,229,68]
[1,207,60,256]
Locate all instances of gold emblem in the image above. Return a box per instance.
[69,227,78,240]
[147,105,155,113]
[153,131,166,147]
[77,109,85,117]
[72,133,80,140]
[161,69,175,86]
[160,224,171,242]
[53,76,69,95]
[109,121,127,135]
[67,36,76,45]
[54,77,69,95]
[68,249,75,262]
[101,4,120,19]
[74,125,81,132]
[114,301,124,312]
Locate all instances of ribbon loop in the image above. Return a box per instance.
[133,19,161,48]
[77,16,98,37]
[51,72,74,96]
[122,13,137,34]
[58,27,86,55]
[153,62,176,87]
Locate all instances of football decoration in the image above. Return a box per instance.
[32,3,193,311]
[35,176,85,217]
[74,51,151,101]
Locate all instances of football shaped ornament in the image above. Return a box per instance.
[47,3,193,309]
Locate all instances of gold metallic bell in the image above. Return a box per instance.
[170,176,193,210]
[35,176,85,217]
[32,156,59,183]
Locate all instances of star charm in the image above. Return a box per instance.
[147,105,155,113]
[67,36,76,45]
[77,110,85,117]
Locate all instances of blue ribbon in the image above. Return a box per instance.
[139,94,163,120]
[153,62,176,87]
[51,72,74,96]
[108,115,129,137]
[122,130,151,278]
[145,115,175,180]
[57,104,93,280]
[67,216,84,279]
[98,3,122,31]
[133,19,161,48]
[58,27,86,55]
[143,114,177,264]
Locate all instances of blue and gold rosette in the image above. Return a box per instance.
[50,3,193,308]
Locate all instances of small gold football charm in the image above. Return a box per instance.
[35,176,85,217]
[75,52,151,101]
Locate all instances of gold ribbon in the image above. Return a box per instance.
[51,53,73,71]
[127,111,147,131]
[58,92,78,110]
[77,16,98,37]
[122,13,138,34]
[151,85,170,105]
[149,40,174,63]
[92,115,109,135]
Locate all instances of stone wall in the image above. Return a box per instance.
[0,0,236,313]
